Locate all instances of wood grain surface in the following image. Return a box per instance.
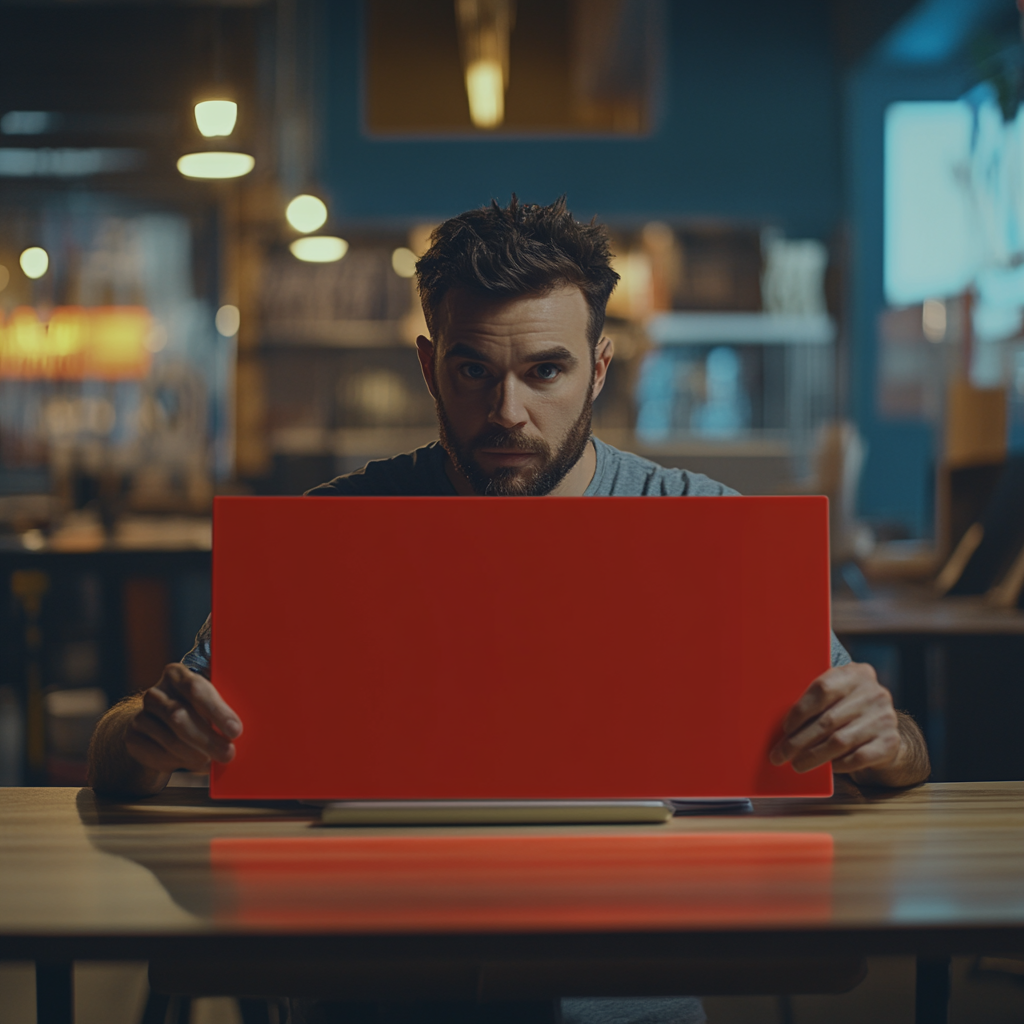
[831,587,1024,636]
[1,782,1023,961]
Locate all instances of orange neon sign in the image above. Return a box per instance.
[0,306,153,380]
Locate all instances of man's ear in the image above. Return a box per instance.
[416,335,437,399]
[591,335,615,401]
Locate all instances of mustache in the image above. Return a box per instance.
[471,428,548,453]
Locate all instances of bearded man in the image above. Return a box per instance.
[88,194,929,1024]
[90,194,928,802]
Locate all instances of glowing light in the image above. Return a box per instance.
[286,194,328,234]
[391,247,417,278]
[456,0,512,130]
[216,304,241,337]
[19,247,48,279]
[194,100,238,138]
[0,306,152,380]
[176,152,254,180]
[289,236,348,263]
[922,299,947,342]
[465,58,504,129]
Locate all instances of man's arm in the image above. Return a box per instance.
[769,662,931,789]
[87,663,242,798]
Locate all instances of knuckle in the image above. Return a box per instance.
[819,674,843,698]
[169,707,191,731]
[846,750,871,770]
[853,660,878,682]
[160,663,184,684]
[826,731,853,757]
[873,686,894,708]
[175,673,197,695]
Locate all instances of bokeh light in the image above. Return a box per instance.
[176,152,254,180]
[194,100,238,138]
[391,247,418,278]
[286,194,328,234]
[19,247,48,279]
[289,236,349,263]
[216,304,241,337]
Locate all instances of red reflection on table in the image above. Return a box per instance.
[210,832,834,932]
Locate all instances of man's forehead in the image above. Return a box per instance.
[434,285,589,352]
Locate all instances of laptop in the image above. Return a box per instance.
[209,495,833,806]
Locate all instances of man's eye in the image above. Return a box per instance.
[534,363,561,380]
[460,363,488,379]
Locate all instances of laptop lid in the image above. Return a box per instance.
[210,495,833,800]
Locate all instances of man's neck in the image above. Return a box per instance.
[443,439,596,496]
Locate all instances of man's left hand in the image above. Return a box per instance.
[769,662,903,778]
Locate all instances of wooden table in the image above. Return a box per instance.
[832,587,1024,781]
[3,782,1024,1024]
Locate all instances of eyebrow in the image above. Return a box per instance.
[444,342,579,367]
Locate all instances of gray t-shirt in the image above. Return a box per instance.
[184,438,850,672]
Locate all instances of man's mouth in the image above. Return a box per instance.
[477,449,537,464]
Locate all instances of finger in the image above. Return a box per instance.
[792,706,899,773]
[791,721,875,772]
[143,687,235,762]
[124,727,182,773]
[156,664,242,739]
[130,712,212,772]
[779,668,856,739]
[832,734,902,775]
[772,688,877,765]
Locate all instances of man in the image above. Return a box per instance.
[87,196,929,1024]
[89,196,929,798]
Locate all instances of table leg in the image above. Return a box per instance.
[35,961,73,1024]
[915,955,951,1024]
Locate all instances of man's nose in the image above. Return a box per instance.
[488,375,527,429]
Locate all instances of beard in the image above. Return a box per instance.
[435,390,594,497]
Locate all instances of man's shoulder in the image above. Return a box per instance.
[305,442,453,497]
[590,438,740,497]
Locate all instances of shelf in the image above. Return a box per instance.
[271,426,439,457]
[261,320,407,348]
[647,312,835,346]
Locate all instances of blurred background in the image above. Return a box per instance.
[2,0,1024,793]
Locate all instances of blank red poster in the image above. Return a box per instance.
[210,496,833,800]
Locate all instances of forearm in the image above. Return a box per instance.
[87,695,172,797]
[847,711,930,789]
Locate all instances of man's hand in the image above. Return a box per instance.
[769,662,930,788]
[126,663,242,774]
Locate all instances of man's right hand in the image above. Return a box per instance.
[126,663,243,774]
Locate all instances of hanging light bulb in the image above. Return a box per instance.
[195,100,238,138]
[286,194,328,234]
[178,93,252,180]
[290,237,349,263]
[177,152,254,180]
[456,0,513,130]
[464,59,504,128]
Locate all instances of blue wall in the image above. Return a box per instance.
[322,0,842,237]
[320,0,996,536]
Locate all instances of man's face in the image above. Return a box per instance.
[416,285,611,496]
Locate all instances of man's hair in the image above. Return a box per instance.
[416,195,619,349]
